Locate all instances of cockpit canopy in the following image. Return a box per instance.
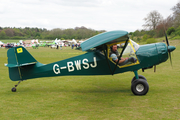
[107,39,140,68]
[80,30,140,68]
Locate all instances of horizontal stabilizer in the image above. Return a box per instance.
[5,62,36,68]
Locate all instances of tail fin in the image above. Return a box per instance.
[5,46,37,81]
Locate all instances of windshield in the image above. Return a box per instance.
[121,40,139,57]
[130,39,139,51]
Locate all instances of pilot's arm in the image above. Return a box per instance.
[110,54,128,64]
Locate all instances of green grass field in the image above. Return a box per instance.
[0,39,20,43]
[1,41,180,119]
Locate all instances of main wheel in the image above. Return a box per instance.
[131,75,147,83]
[11,87,16,92]
[131,79,149,95]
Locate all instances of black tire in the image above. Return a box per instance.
[131,75,147,83]
[131,79,149,95]
[11,87,16,92]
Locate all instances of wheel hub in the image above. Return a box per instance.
[136,84,144,92]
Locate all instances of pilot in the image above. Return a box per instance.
[110,44,137,66]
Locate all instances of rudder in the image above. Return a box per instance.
[6,46,37,81]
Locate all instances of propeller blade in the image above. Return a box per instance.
[164,30,169,46]
[164,28,173,67]
[168,51,173,67]
[164,27,174,68]
[167,45,175,67]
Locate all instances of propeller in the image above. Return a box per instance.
[154,29,175,73]
[164,30,175,67]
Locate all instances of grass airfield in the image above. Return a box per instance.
[0,41,180,119]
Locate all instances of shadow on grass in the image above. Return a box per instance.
[9,85,132,95]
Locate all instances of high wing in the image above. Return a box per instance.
[81,30,130,75]
[81,30,129,51]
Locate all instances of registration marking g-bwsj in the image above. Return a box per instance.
[53,57,97,74]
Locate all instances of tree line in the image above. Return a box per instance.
[0,26,105,40]
[1,2,180,41]
[130,2,180,43]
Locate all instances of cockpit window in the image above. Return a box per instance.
[130,39,139,51]
[108,40,139,67]
[122,44,134,57]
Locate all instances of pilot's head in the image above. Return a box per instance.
[111,44,117,52]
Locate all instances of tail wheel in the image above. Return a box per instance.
[131,79,149,95]
[11,87,16,92]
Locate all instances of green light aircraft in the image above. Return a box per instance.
[5,30,176,95]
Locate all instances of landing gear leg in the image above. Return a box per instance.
[131,71,149,95]
[11,80,22,92]
[134,71,139,79]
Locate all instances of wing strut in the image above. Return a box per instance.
[102,44,113,75]
[112,39,129,75]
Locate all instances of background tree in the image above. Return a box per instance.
[143,10,163,30]
[171,2,180,28]
[5,28,14,37]
[167,27,175,35]
[0,30,7,39]
[0,26,105,40]
[155,22,165,37]
[163,15,174,29]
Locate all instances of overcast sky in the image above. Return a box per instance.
[0,0,179,32]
